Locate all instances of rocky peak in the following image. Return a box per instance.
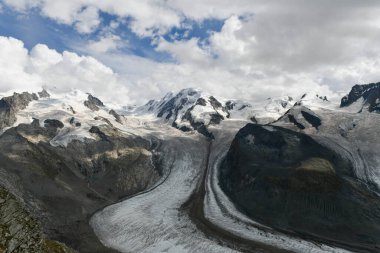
[340,82,380,112]
[38,89,50,98]
[264,96,294,113]
[0,92,38,129]
[84,94,104,111]
[134,88,258,138]
[109,109,123,124]
[274,105,322,130]
[156,88,201,120]
[196,97,207,106]
[208,96,223,109]
[151,89,230,138]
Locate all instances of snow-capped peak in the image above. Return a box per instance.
[340,82,380,113]
[0,88,126,147]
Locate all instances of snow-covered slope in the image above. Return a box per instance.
[128,88,253,138]
[0,89,162,253]
[296,92,337,110]
[128,88,297,138]
[0,89,126,147]
[252,95,295,120]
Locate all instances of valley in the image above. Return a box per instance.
[0,84,379,252]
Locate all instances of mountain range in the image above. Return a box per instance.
[0,82,379,253]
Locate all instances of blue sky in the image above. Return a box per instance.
[0,6,70,52]
[0,4,224,63]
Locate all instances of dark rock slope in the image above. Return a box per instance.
[0,185,76,253]
[341,82,380,112]
[0,121,160,253]
[220,124,380,252]
[38,89,50,98]
[84,94,104,111]
[0,92,38,129]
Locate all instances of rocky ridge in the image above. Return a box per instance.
[0,185,76,253]
[274,105,322,130]
[340,82,380,112]
[0,92,39,129]
[0,90,161,253]
[133,88,293,138]
[84,94,104,111]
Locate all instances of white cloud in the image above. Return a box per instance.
[29,44,63,72]
[74,6,100,34]
[86,34,123,53]
[156,38,211,66]
[0,36,131,103]
[0,37,41,92]
[3,33,380,107]
[3,0,41,12]
[210,16,249,56]
[3,0,182,36]
[4,1,380,105]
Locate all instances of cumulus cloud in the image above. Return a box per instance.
[86,34,124,53]
[3,0,182,36]
[0,36,131,103]
[3,1,380,105]
[0,37,42,92]
[2,32,380,107]
[156,38,212,66]
[74,6,100,34]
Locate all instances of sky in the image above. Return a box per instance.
[1,1,380,105]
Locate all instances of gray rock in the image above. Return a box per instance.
[44,119,64,129]
[109,109,123,124]
[340,82,380,112]
[37,89,50,98]
[274,105,321,130]
[69,117,81,127]
[84,95,104,111]
[0,92,38,129]
[0,121,160,252]
[0,185,77,253]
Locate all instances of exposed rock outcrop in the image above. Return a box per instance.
[0,121,160,253]
[69,117,81,127]
[109,109,123,124]
[220,124,380,252]
[44,119,64,129]
[340,82,380,112]
[137,88,256,138]
[0,185,76,253]
[38,89,50,99]
[274,105,321,130]
[0,92,38,129]
[84,95,104,111]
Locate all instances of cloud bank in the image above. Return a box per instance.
[0,36,130,103]
[2,1,380,104]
